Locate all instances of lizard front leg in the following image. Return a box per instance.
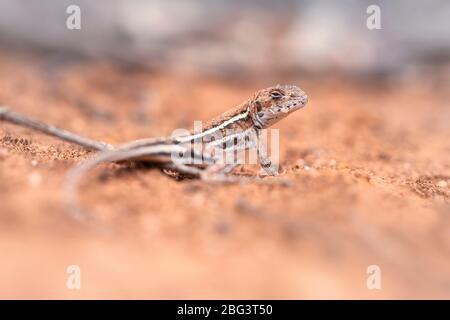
[256,129,279,176]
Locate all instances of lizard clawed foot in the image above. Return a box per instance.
[259,165,280,176]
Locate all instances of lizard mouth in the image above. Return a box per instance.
[281,96,307,113]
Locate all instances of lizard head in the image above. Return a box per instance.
[251,84,308,129]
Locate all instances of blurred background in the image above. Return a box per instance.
[0,0,449,299]
[1,0,450,77]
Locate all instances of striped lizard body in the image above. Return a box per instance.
[1,85,308,218]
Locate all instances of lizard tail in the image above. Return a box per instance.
[63,144,213,223]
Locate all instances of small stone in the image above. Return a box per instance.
[0,148,8,159]
[329,159,337,167]
[304,165,311,171]
[28,172,42,187]
[215,218,232,235]
[436,180,448,188]
[296,159,305,168]
[31,159,38,167]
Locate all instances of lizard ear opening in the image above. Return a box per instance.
[255,101,262,112]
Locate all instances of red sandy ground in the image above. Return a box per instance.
[0,51,449,299]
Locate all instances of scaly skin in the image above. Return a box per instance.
[1,85,309,219]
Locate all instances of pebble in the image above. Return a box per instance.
[403,162,412,170]
[31,159,38,167]
[28,172,42,187]
[436,180,448,188]
[296,159,305,167]
[329,159,337,167]
[0,148,8,159]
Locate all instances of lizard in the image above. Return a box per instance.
[1,84,308,218]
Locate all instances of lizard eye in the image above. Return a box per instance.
[270,90,283,99]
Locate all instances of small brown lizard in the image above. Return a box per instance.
[1,84,308,218]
